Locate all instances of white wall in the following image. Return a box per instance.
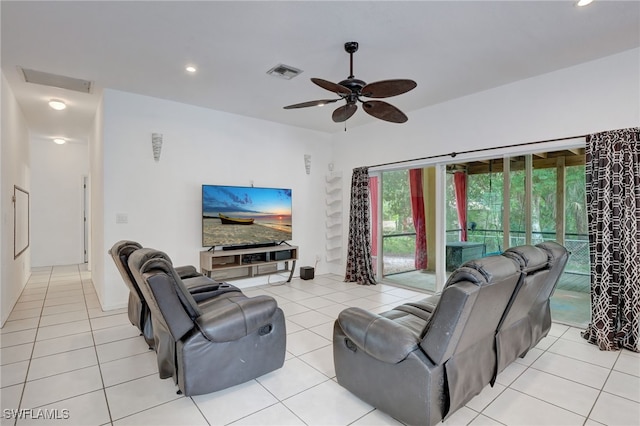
[30,137,88,266]
[89,95,105,309]
[96,90,331,309]
[1,71,31,325]
[329,48,640,274]
[333,48,640,168]
[44,48,640,309]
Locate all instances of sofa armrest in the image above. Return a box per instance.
[337,307,420,364]
[183,276,242,303]
[406,294,440,314]
[183,275,219,292]
[175,265,200,279]
[195,296,278,342]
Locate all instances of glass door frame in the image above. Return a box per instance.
[370,137,585,293]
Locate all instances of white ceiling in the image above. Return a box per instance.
[2,1,639,141]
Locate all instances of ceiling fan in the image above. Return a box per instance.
[284,42,417,124]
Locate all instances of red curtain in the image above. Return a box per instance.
[369,176,378,258]
[409,169,428,269]
[454,172,468,241]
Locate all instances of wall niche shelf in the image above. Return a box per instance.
[325,172,343,264]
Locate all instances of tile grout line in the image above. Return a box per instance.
[215,279,351,424]
[9,266,125,421]
[259,278,406,424]
[14,268,110,411]
[79,264,116,426]
[13,266,52,426]
[486,327,623,423]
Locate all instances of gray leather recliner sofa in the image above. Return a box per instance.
[128,248,286,396]
[496,242,569,377]
[109,241,150,342]
[109,240,238,348]
[333,242,568,426]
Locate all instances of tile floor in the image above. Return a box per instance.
[1,265,639,426]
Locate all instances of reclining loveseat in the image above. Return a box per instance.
[127,248,286,396]
[109,240,237,348]
[333,242,568,425]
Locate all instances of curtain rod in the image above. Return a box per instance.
[369,133,588,169]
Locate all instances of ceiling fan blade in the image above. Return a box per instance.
[361,79,417,98]
[332,103,358,123]
[311,78,352,96]
[283,99,340,109]
[362,100,408,123]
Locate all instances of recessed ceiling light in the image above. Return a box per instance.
[576,0,594,6]
[48,99,67,110]
[53,138,66,145]
[185,66,197,73]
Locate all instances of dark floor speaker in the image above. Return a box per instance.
[300,266,314,280]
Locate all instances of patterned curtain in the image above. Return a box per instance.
[345,167,376,285]
[581,127,639,352]
[369,176,379,259]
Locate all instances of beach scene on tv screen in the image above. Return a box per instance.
[202,185,292,246]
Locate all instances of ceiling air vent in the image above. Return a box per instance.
[266,64,303,80]
[20,67,92,93]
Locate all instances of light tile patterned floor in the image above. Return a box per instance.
[1,265,639,425]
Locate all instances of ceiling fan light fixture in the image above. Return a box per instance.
[267,64,303,80]
[283,41,416,124]
[48,99,66,110]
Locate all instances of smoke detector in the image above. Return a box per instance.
[266,64,303,80]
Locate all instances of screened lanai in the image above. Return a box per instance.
[373,148,590,326]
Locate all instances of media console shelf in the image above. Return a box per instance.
[200,245,298,282]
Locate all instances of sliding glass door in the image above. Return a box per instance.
[379,167,438,292]
[372,147,589,326]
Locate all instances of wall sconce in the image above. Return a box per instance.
[152,133,163,162]
[304,154,311,174]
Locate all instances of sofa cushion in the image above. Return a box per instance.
[338,307,421,364]
[196,295,278,342]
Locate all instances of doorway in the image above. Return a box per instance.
[377,167,439,292]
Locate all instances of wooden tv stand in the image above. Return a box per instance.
[200,245,298,282]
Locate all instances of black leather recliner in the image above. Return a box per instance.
[333,242,568,426]
[128,248,286,396]
[109,240,237,347]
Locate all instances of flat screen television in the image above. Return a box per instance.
[202,185,292,248]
